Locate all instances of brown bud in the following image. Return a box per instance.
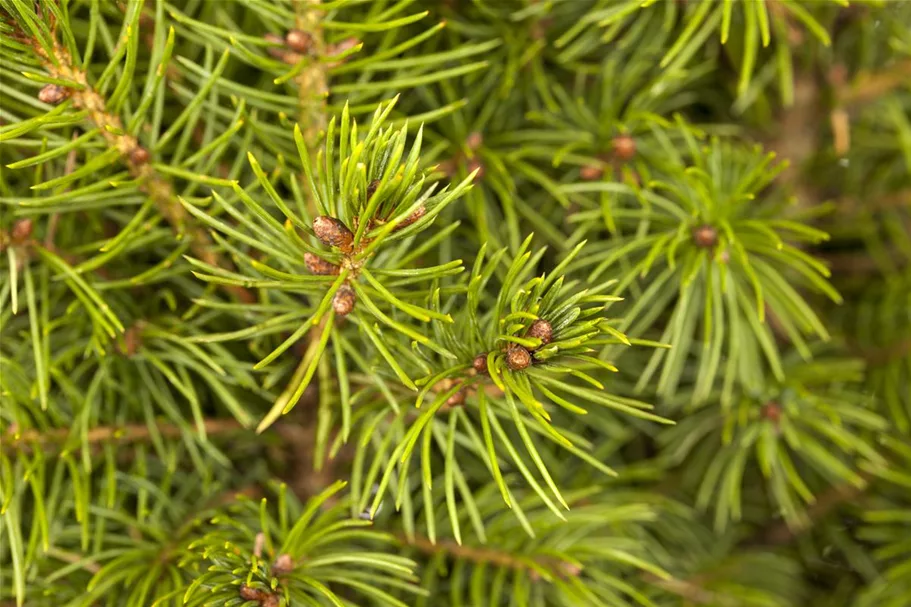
[332,285,356,316]
[326,38,360,66]
[612,135,636,161]
[264,33,288,60]
[130,146,150,166]
[285,29,312,54]
[692,224,718,249]
[579,165,603,181]
[120,324,142,358]
[38,84,68,105]
[11,219,33,243]
[472,354,489,375]
[557,562,583,578]
[393,206,425,231]
[467,158,484,181]
[445,389,466,409]
[506,345,531,371]
[762,402,782,424]
[436,159,457,178]
[272,553,294,575]
[717,249,730,264]
[526,319,553,347]
[466,131,483,151]
[262,595,280,607]
[366,179,381,200]
[531,18,552,41]
[313,216,354,252]
[304,252,339,275]
[239,585,264,601]
[828,64,849,88]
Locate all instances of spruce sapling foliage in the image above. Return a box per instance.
[1,1,910,606]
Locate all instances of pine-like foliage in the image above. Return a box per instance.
[1,1,910,606]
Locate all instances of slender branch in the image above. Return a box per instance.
[289,0,332,222]
[858,337,911,367]
[399,533,730,603]
[397,534,579,577]
[293,0,329,158]
[45,547,102,575]
[821,248,908,274]
[276,0,334,489]
[770,71,821,196]
[748,477,869,548]
[14,19,252,302]
[838,190,911,213]
[643,573,725,606]
[2,418,244,454]
[840,59,911,108]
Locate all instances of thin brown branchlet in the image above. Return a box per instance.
[401,533,583,581]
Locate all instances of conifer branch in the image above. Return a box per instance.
[10,18,251,302]
[2,418,244,454]
[838,190,911,213]
[747,475,872,548]
[643,573,723,606]
[397,534,581,579]
[293,0,328,209]
[44,548,101,575]
[1,3,908,605]
[840,59,911,108]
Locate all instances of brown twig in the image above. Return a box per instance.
[397,534,581,579]
[839,59,911,108]
[2,418,244,454]
[277,0,332,492]
[643,573,726,606]
[399,533,730,602]
[771,71,822,197]
[293,0,328,141]
[45,547,102,574]
[293,0,328,218]
[751,479,868,547]
[838,190,911,213]
[820,249,907,274]
[859,337,911,367]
